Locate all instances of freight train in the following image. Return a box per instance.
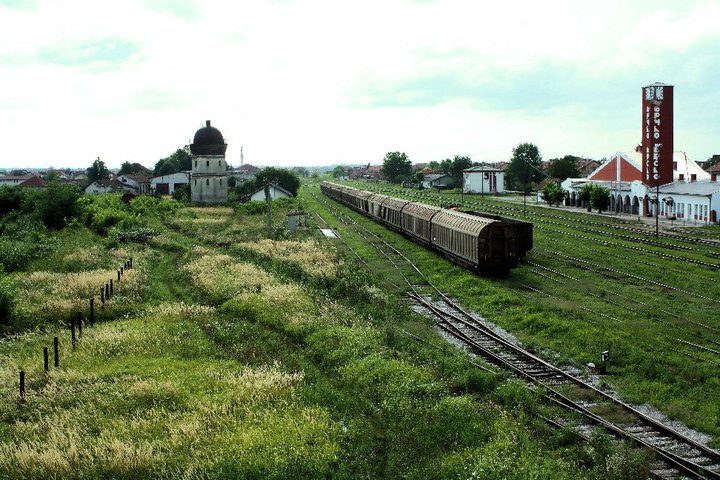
[320,181,532,275]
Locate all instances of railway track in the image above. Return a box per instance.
[312,188,720,479]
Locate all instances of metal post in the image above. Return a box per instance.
[655,184,659,237]
[110,279,113,297]
[53,336,59,367]
[44,347,49,373]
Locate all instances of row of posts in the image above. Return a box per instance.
[18,258,133,401]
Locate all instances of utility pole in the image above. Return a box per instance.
[265,179,272,233]
[655,183,660,237]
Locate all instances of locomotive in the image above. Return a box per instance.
[320,181,532,275]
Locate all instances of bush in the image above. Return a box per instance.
[0,272,14,325]
[0,185,22,216]
[31,183,82,229]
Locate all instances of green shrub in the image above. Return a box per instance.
[0,272,14,325]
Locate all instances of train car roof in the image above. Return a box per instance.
[382,197,410,209]
[402,202,442,220]
[432,209,500,236]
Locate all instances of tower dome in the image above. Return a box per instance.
[190,120,227,155]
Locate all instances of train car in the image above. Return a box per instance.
[430,210,519,273]
[380,197,409,230]
[319,182,529,274]
[461,211,533,258]
[401,202,442,244]
[367,193,391,220]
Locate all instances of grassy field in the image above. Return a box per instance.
[0,192,656,479]
[312,180,720,445]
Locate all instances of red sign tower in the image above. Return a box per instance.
[642,83,674,187]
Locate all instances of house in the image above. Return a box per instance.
[85,179,124,194]
[578,159,602,177]
[151,171,190,195]
[247,184,294,202]
[18,176,48,188]
[0,175,32,186]
[117,174,151,194]
[422,174,456,189]
[462,166,505,194]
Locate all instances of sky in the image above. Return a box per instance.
[0,0,719,171]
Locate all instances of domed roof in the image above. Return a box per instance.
[190,120,227,155]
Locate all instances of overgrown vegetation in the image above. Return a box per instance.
[0,185,654,478]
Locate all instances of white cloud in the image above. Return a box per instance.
[0,0,718,170]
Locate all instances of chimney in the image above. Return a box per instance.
[206,120,211,127]
[678,174,684,181]
[711,173,717,182]
[691,174,697,182]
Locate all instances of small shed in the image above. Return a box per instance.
[422,174,456,189]
[248,184,294,202]
[286,211,307,232]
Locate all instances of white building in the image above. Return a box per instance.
[117,174,151,194]
[463,166,504,194]
[151,172,190,195]
[85,179,123,194]
[561,151,720,223]
[248,184,294,202]
[190,120,228,204]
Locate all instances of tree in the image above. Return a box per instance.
[332,166,347,178]
[450,155,473,183]
[547,155,580,180]
[119,161,133,175]
[412,170,425,188]
[439,158,452,174]
[706,155,720,168]
[153,149,192,176]
[428,160,440,172]
[578,183,594,211]
[87,157,110,183]
[254,167,300,196]
[590,185,611,213]
[506,143,542,192]
[541,181,566,206]
[381,152,411,184]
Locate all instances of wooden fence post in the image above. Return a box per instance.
[19,371,25,401]
[110,279,113,297]
[117,270,120,282]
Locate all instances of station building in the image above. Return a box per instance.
[562,151,719,223]
[561,83,720,224]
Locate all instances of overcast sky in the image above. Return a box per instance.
[1,0,718,171]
